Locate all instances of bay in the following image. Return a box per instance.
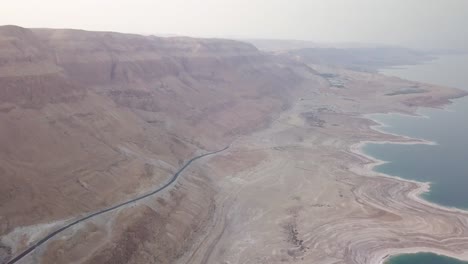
[366,54,468,264]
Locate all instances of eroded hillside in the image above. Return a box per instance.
[0,25,319,263]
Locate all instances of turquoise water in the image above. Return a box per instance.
[386,253,468,264]
[365,55,468,264]
[363,54,468,209]
[363,96,468,209]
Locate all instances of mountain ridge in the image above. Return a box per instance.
[0,25,317,263]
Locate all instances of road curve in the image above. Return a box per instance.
[6,146,229,264]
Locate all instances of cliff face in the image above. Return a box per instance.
[0,26,312,263]
[0,26,82,108]
[32,28,302,146]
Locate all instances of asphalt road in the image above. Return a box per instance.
[6,146,229,264]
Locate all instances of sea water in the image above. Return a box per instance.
[365,54,468,209]
[364,54,468,264]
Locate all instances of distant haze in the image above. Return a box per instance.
[1,0,467,51]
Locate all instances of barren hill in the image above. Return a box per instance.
[0,25,317,263]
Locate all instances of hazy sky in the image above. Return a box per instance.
[1,0,467,50]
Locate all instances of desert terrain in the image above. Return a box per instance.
[1,25,468,264]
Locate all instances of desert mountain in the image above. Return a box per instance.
[0,25,316,263]
[2,25,465,264]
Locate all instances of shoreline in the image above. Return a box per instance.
[350,120,468,213]
[167,66,468,264]
[8,58,468,264]
[352,94,468,214]
[176,62,468,264]
[377,247,468,264]
[349,98,468,263]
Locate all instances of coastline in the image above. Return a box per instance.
[180,84,468,264]
[349,95,468,263]
[350,138,468,215]
[181,65,468,264]
[7,57,468,264]
[376,247,468,264]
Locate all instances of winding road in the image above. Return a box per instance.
[6,146,229,264]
